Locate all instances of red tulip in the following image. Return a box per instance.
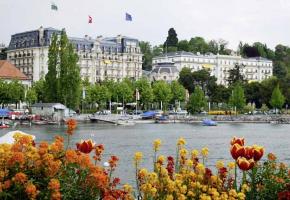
[244,146,254,160]
[230,137,245,146]
[230,144,246,160]
[252,145,264,161]
[76,139,95,154]
[237,157,255,171]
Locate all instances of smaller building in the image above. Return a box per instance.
[149,62,179,82]
[0,60,31,87]
[31,103,66,121]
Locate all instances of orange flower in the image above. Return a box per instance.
[76,139,95,154]
[13,172,27,184]
[51,191,62,200]
[8,152,25,166]
[65,149,78,163]
[25,183,38,199]
[230,144,245,160]
[267,153,277,161]
[3,180,11,190]
[46,160,62,177]
[48,179,60,191]
[94,144,104,161]
[66,119,77,135]
[237,157,255,171]
[252,145,264,161]
[109,155,119,169]
[230,137,245,146]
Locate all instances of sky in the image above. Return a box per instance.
[1,0,290,50]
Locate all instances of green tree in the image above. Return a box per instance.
[0,47,7,60]
[177,40,190,52]
[135,78,153,109]
[87,84,110,109]
[187,86,207,114]
[152,45,163,57]
[270,85,285,112]
[227,64,246,86]
[189,37,208,54]
[32,79,46,103]
[178,67,194,93]
[139,41,153,71]
[164,28,178,51]
[45,33,59,102]
[8,80,25,108]
[229,83,246,113]
[25,88,37,106]
[170,80,186,103]
[116,81,133,104]
[152,80,172,110]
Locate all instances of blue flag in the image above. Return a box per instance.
[125,13,132,21]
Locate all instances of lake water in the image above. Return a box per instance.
[1,122,290,186]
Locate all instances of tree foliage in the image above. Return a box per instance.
[164,28,178,51]
[270,85,285,110]
[152,80,172,109]
[227,64,246,86]
[229,83,246,112]
[45,30,81,109]
[187,86,207,114]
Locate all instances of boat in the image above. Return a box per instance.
[141,111,156,119]
[0,124,9,128]
[155,115,170,124]
[202,119,217,126]
[32,120,48,125]
[117,120,135,126]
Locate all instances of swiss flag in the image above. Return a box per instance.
[88,15,92,23]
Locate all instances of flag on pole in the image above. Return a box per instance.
[88,15,93,23]
[51,2,58,11]
[125,13,132,21]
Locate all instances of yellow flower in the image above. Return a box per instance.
[241,184,250,193]
[179,148,188,157]
[185,159,193,167]
[229,189,237,197]
[237,192,246,200]
[191,149,199,158]
[196,163,205,174]
[177,137,186,146]
[201,147,209,157]
[216,160,224,169]
[134,152,143,163]
[139,168,148,178]
[123,184,133,193]
[153,139,162,151]
[228,161,235,170]
[157,155,165,164]
[166,195,174,200]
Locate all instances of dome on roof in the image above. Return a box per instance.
[150,62,179,82]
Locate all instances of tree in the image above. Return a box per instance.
[270,85,285,112]
[229,83,246,113]
[139,41,153,71]
[178,67,194,93]
[244,82,263,108]
[135,78,153,109]
[116,81,133,104]
[227,64,246,86]
[187,86,207,114]
[9,80,25,108]
[189,37,208,54]
[170,80,186,105]
[164,28,178,52]
[45,33,59,102]
[87,84,110,109]
[25,88,37,106]
[46,29,81,109]
[32,79,46,103]
[0,48,7,60]
[177,40,190,52]
[152,45,163,57]
[152,80,172,110]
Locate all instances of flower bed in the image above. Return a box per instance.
[0,119,289,199]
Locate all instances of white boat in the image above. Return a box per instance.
[116,120,136,126]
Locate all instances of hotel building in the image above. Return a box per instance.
[151,51,273,85]
[7,27,142,82]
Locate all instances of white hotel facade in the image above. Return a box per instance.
[151,51,273,85]
[7,27,143,83]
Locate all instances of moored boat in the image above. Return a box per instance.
[202,119,217,126]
